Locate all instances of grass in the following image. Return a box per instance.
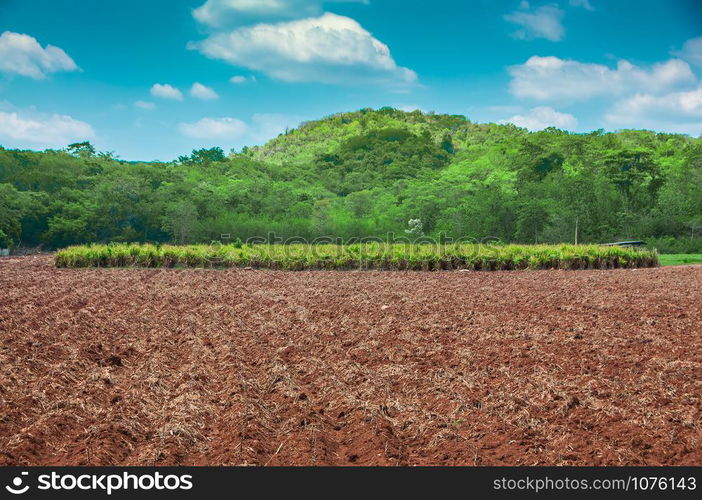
[658,254,702,266]
[54,242,659,271]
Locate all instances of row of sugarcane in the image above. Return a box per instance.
[54,242,659,271]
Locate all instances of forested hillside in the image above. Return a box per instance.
[1,108,701,251]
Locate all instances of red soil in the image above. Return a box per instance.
[1,255,701,466]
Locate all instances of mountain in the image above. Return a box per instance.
[249,107,471,165]
[1,108,701,252]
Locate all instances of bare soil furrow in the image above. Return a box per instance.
[1,256,701,465]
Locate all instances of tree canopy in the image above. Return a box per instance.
[1,108,701,252]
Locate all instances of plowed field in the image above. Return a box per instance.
[1,256,701,466]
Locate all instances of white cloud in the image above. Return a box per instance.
[193,0,368,27]
[509,56,696,101]
[194,0,317,26]
[230,75,255,84]
[504,3,565,42]
[610,86,702,119]
[179,117,249,139]
[500,106,578,131]
[190,82,219,100]
[150,83,184,100]
[673,36,702,67]
[189,13,416,85]
[569,0,594,10]
[0,110,94,148]
[135,100,155,110]
[605,85,702,136]
[0,31,78,79]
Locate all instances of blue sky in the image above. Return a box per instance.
[1,0,701,160]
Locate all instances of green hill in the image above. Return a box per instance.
[1,108,701,251]
[249,107,470,165]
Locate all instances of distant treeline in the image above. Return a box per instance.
[1,108,701,252]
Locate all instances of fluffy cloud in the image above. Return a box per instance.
[150,83,184,101]
[192,0,367,27]
[0,110,94,148]
[230,75,255,84]
[190,82,219,100]
[135,100,155,110]
[509,56,695,100]
[0,31,78,79]
[569,0,594,10]
[605,85,702,136]
[179,117,248,139]
[674,36,702,67]
[189,13,416,85]
[500,106,577,131]
[504,2,565,42]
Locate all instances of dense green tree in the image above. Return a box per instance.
[67,141,97,158]
[178,147,226,165]
[0,183,31,247]
[1,109,701,251]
